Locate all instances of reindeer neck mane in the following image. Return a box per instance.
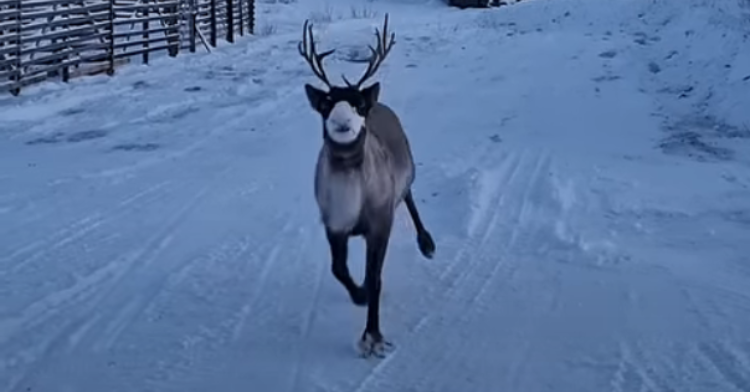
[324,126,368,170]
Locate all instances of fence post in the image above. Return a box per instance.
[107,0,115,75]
[247,0,254,34]
[189,0,196,52]
[210,0,217,46]
[59,3,70,82]
[226,0,234,43]
[167,1,179,56]
[10,0,21,95]
[61,4,70,84]
[143,0,149,64]
[238,0,243,36]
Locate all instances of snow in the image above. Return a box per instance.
[1,0,750,390]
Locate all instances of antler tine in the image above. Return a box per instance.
[346,13,396,88]
[298,19,335,87]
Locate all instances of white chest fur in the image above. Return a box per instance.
[316,168,363,233]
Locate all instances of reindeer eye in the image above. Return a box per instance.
[356,100,367,114]
[319,97,333,113]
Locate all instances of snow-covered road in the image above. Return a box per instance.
[1,0,750,391]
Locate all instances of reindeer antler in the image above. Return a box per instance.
[298,19,335,87]
[343,13,396,89]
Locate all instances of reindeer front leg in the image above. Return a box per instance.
[326,229,367,306]
[358,217,395,358]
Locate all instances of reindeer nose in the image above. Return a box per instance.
[333,125,349,133]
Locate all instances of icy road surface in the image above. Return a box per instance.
[1,0,750,391]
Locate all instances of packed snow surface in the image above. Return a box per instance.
[1,0,750,390]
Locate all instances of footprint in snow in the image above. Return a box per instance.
[635,35,662,45]
[648,62,661,74]
[132,80,150,89]
[26,133,64,145]
[592,75,621,82]
[111,143,160,152]
[59,107,85,116]
[27,130,108,146]
[658,131,734,162]
[67,130,108,143]
[657,85,692,98]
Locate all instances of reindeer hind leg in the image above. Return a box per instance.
[404,189,435,259]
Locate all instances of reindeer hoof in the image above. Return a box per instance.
[349,286,368,306]
[358,331,394,358]
[417,230,435,259]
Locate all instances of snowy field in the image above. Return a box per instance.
[2,0,750,390]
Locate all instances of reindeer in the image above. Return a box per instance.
[298,14,436,358]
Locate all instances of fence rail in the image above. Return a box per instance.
[0,0,254,95]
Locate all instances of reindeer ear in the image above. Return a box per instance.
[361,82,380,106]
[305,84,329,113]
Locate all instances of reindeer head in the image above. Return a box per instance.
[299,14,395,145]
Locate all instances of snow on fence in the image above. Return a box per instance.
[0,0,254,95]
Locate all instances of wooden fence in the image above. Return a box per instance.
[0,0,254,95]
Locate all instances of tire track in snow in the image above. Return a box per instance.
[429,150,543,324]
[472,152,552,304]
[116,215,292,392]
[135,216,322,392]
[0,180,184,349]
[613,340,750,392]
[436,150,525,290]
[91,198,201,352]
[232,244,282,341]
[0,180,174,271]
[364,149,524,370]
[350,149,560,392]
[1,179,212,392]
[81,164,236,353]
[678,280,750,336]
[131,231,283,390]
[610,342,676,392]
[226,222,319,334]
[218,213,299,341]
[696,342,750,392]
[678,284,718,332]
[0,158,248,392]
[427,150,553,327]
[289,244,326,392]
